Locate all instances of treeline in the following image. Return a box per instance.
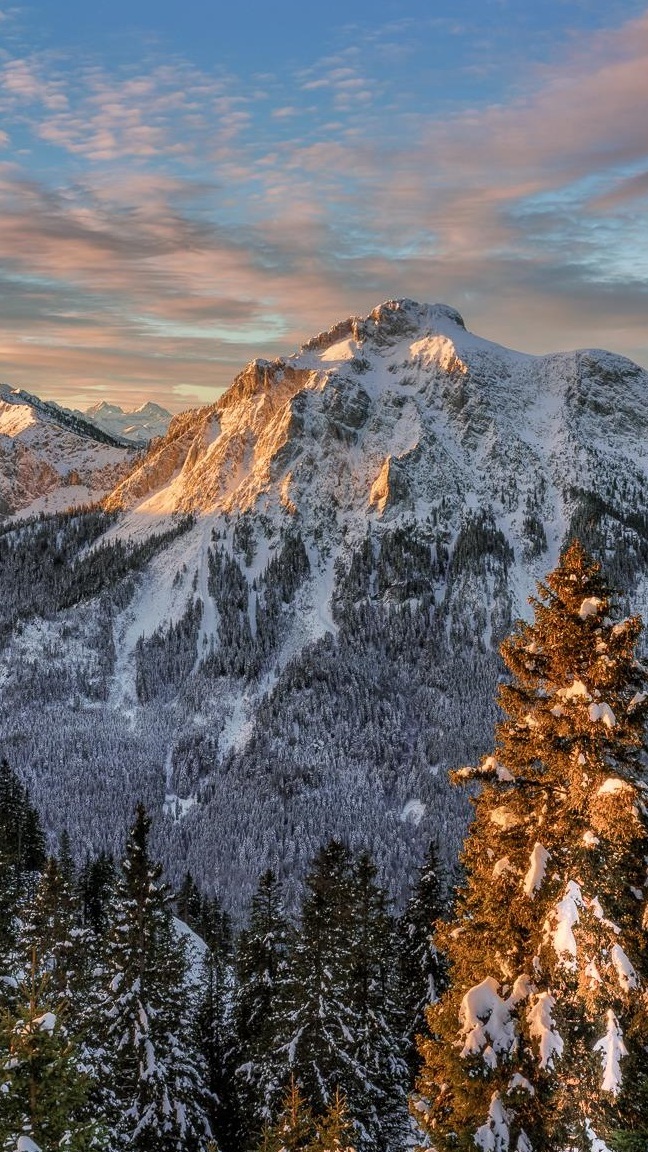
[0,759,448,1152]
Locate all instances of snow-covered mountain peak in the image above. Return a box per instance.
[104,298,648,565]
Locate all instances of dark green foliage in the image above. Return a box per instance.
[100,803,212,1151]
[79,852,116,933]
[449,509,514,579]
[567,487,648,592]
[233,870,293,1147]
[284,843,408,1152]
[0,509,195,644]
[398,838,449,1073]
[0,949,105,1152]
[0,757,47,876]
[135,596,203,702]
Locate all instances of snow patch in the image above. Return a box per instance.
[588,702,616,728]
[578,597,604,620]
[586,1121,614,1152]
[490,806,522,830]
[594,1009,627,1096]
[556,678,591,702]
[522,843,549,898]
[527,991,564,1069]
[610,944,638,993]
[400,798,426,825]
[474,1092,510,1152]
[458,976,527,1062]
[34,1012,56,1033]
[597,777,633,797]
[507,1073,534,1096]
[546,880,583,963]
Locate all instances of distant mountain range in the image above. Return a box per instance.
[0,383,136,516]
[76,400,172,443]
[1,299,647,916]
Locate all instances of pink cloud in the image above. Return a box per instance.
[0,10,647,411]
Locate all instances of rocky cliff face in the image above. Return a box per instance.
[104,298,648,547]
[2,299,648,915]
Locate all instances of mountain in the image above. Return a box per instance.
[1,299,648,916]
[78,400,172,443]
[0,383,137,516]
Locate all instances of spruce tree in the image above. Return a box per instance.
[284,842,357,1112]
[413,543,648,1152]
[309,1090,356,1152]
[233,869,292,1146]
[398,837,449,1073]
[0,946,105,1152]
[100,803,213,1151]
[79,851,116,934]
[347,852,409,1151]
[0,759,46,879]
[256,1078,315,1152]
[285,843,407,1152]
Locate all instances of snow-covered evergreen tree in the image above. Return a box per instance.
[347,852,409,1151]
[413,543,648,1152]
[99,803,213,1151]
[398,837,449,1073]
[0,946,105,1152]
[233,869,292,1146]
[285,842,407,1152]
[284,843,357,1116]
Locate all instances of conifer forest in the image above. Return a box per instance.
[2,542,648,1152]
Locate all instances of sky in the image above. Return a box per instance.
[0,1,647,412]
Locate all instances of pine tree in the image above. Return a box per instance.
[0,945,105,1152]
[233,869,292,1146]
[79,851,116,933]
[177,872,203,927]
[308,1090,356,1151]
[284,842,358,1112]
[413,543,648,1152]
[196,902,237,1152]
[347,852,409,1151]
[256,1078,315,1152]
[100,803,212,1151]
[285,843,407,1152]
[0,759,46,879]
[398,837,449,1073]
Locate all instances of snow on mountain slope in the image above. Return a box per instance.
[0,383,137,516]
[3,299,648,915]
[103,297,648,637]
[106,299,648,530]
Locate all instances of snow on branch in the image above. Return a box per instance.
[526,991,564,1070]
[474,1092,511,1152]
[522,843,549,899]
[578,597,604,620]
[594,1010,627,1096]
[458,977,519,1063]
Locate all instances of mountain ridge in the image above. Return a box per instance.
[0,382,137,516]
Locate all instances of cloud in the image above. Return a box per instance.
[0,9,647,411]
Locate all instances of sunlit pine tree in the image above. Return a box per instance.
[413,543,648,1152]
